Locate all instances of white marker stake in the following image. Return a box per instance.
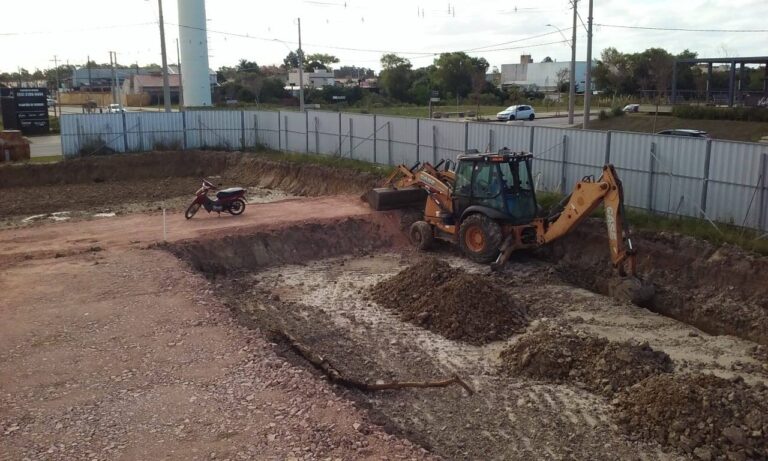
[163,208,167,242]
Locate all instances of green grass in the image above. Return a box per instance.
[28,155,63,164]
[587,113,768,142]
[538,191,768,255]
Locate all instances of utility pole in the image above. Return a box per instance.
[582,0,593,129]
[110,51,118,105]
[87,54,92,88]
[176,38,184,110]
[297,18,305,112]
[157,0,171,112]
[568,0,578,125]
[50,55,60,96]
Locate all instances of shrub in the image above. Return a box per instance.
[599,110,609,120]
[79,137,115,156]
[672,105,768,122]
[612,106,625,117]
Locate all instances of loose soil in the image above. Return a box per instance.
[545,220,768,345]
[369,258,529,345]
[0,150,380,226]
[615,373,768,460]
[500,324,674,395]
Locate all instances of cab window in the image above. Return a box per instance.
[454,160,473,196]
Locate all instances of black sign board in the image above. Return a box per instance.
[0,87,50,135]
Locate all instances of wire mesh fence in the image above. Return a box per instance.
[60,109,768,231]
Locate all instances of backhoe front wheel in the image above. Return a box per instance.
[459,214,502,263]
[409,221,434,250]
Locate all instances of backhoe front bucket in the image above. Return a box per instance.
[608,276,655,306]
[364,187,427,211]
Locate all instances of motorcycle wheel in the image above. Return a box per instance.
[228,198,246,215]
[185,202,201,219]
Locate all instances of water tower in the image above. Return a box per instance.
[177,0,211,107]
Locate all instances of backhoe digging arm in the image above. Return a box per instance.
[542,164,637,276]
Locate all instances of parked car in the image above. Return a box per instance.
[623,103,640,113]
[47,98,57,107]
[107,104,126,113]
[496,105,535,121]
[656,129,710,139]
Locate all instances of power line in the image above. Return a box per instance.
[595,23,768,33]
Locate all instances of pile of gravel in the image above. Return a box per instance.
[500,325,673,395]
[370,258,528,345]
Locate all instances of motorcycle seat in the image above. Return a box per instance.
[216,187,245,199]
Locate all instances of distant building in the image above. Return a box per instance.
[69,66,216,92]
[287,69,335,88]
[122,74,181,102]
[500,55,594,92]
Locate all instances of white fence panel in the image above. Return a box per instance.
[650,136,708,217]
[184,111,242,150]
[418,119,465,164]
[60,113,126,156]
[124,112,184,152]
[340,113,376,163]
[307,110,341,155]
[375,116,417,166]
[244,111,281,150]
[609,131,653,210]
[531,127,566,193]
[707,141,767,229]
[280,111,307,153]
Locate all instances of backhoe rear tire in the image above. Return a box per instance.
[410,221,434,251]
[459,214,502,264]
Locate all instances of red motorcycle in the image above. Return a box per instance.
[185,179,247,219]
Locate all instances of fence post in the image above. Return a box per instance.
[76,119,83,154]
[464,121,469,154]
[648,142,656,212]
[416,118,420,162]
[314,116,320,154]
[182,111,187,150]
[338,113,342,155]
[432,124,438,164]
[254,115,259,146]
[604,131,612,164]
[305,111,310,153]
[284,115,289,151]
[121,112,128,153]
[387,121,392,165]
[700,140,712,217]
[197,115,203,149]
[137,116,144,152]
[373,115,377,164]
[560,135,568,195]
[529,126,535,153]
[240,111,246,150]
[758,153,768,231]
[277,112,282,151]
[488,129,494,152]
[349,118,354,159]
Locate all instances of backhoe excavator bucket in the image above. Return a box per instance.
[364,187,427,211]
[608,276,655,306]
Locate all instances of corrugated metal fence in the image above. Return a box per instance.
[60,109,768,231]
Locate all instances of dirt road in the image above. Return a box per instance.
[0,199,433,461]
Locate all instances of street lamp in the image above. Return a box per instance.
[547,20,577,124]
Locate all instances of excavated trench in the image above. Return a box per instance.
[168,213,768,460]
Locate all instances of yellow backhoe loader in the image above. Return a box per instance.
[365,148,654,303]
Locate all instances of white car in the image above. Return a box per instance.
[107,104,126,113]
[496,105,535,121]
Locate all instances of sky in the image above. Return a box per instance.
[1,0,767,73]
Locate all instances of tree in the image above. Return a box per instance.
[379,54,413,101]
[282,50,300,70]
[555,67,569,93]
[335,66,375,80]
[542,56,554,63]
[304,53,339,72]
[431,52,489,99]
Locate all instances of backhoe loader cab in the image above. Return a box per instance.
[452,150,538,226]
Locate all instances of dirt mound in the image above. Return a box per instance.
[369,258,528,345]
[500,325,673,395]
[544,220,768,345]
[615,373,768,460]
